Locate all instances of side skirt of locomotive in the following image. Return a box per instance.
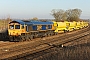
[9,30,56,42]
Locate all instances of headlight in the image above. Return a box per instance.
[9,33,11,35]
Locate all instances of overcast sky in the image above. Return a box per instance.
[0,0,90,19]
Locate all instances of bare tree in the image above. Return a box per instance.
[32,17,38,20]
[51,8,82,21]
[51,9,65,21]
[66,9,82,21]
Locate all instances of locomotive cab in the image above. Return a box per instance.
[8,21,26,36]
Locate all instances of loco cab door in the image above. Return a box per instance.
[26,26,28,32]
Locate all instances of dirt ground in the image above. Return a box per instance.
[33,34,90,60]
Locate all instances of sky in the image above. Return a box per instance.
[0,0,90,19]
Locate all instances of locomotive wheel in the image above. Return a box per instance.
[25,35,30,41]
[15,36,19,42]
[50,33,53,36]
[20,36,25,42]
[9,36,14,42]
[47,34,50,36]
[55,32,58,35]
[30,35,34,40]
[44,33,47,37]
[13,36,19,42]
[67,30,69,32]
[9,36,18,42]
[64,30,67,33]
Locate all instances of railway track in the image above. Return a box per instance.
[17,29,90,60]
[0,42,15,47]
[0,26,90,59]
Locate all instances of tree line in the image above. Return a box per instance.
[51,8,82,22]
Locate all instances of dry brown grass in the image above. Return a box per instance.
[0,19,11,32]
[35,43,90,60]
[34,35,90,60]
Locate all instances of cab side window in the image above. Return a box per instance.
[22,25,24,29]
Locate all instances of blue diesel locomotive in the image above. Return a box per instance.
[8,20,55,41]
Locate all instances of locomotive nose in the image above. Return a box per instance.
[9,30,20,36]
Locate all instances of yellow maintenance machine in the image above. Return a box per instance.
[83,21,88,27]
[75,21,81,29]
[53,21,70,33]
[68,21,77,31]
